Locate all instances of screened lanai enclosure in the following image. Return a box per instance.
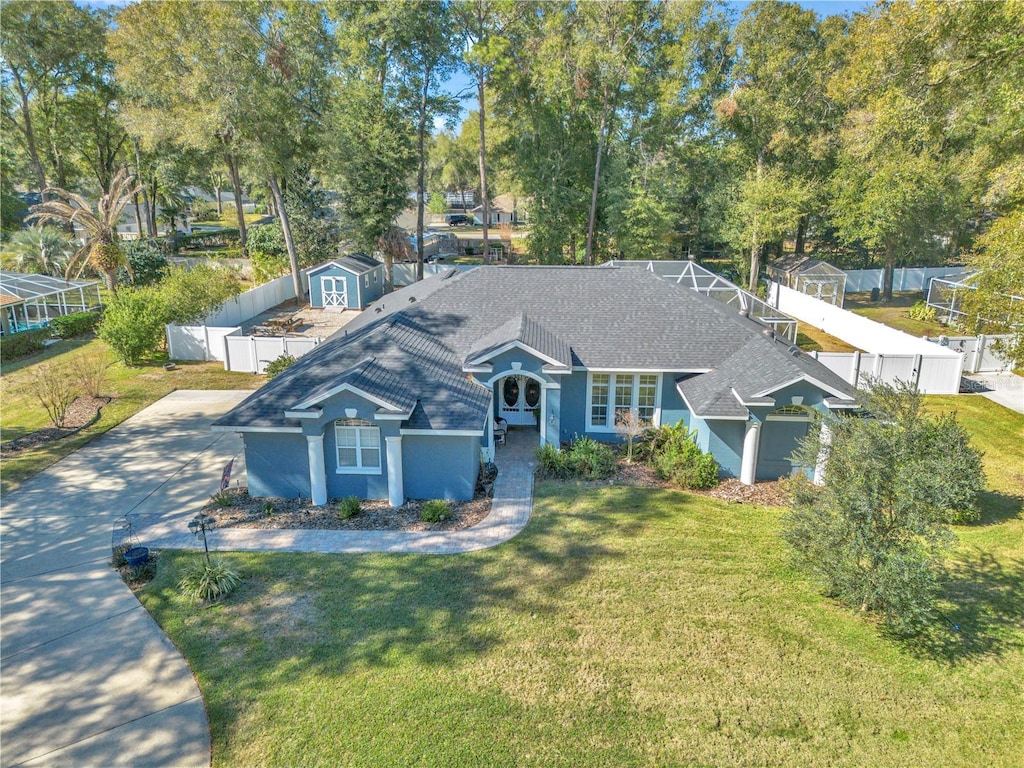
[766,256,847,306]
[604,259,800,343]
[927,271,1024,326]
[0,271,102,336]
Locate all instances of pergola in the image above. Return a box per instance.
[0,271,102,336]
[604,259,800,342]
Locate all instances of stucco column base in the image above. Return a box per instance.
[307,434,327,506]
[739,421,761,486]
[386,436,404,507]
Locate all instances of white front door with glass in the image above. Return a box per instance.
[321,276,348,309]
[499,375,541,426]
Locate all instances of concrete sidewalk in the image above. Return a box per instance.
[962,372,1024,415]
[1,390,249,768]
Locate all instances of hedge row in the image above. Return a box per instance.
[0,328,51,363]
[48,311,102,339]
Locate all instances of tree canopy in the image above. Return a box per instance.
[0,0,1019,308]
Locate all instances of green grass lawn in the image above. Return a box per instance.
[845,291,954,337]
[796,325,859,353]
[0,338,261,493]
[139,398,1023,767]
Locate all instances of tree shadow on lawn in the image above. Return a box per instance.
[903,549,1024,664]
[177,485,685,693]
[973,489,1024,527]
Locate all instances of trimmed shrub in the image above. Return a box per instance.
[337,496,360,519]
[646,423,720,489]
[908,300,937,323]
[98,286,167,365]
[420,499,452,522]
[536,437,617,480]
[265,354,297,379]
[49,310,101,339]
[0,328,50,363]
[179,559,241,602]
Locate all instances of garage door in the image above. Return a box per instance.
[756,406,812,480]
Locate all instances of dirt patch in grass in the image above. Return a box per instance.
[0,395,111,454]
[206,488,491,532]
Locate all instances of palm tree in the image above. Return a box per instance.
[0,226,76,276]
[26,168,142,292]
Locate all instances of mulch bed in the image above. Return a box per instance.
[205,488,492,532]
[568,460,790,507]
[1,395,111,455]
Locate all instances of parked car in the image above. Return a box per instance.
[445,213,474,227]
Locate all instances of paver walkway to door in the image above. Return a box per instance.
[1,390,249,768]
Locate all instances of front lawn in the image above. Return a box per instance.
[140,399,1023,767]
[0,338,261,493]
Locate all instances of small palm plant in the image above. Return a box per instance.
[0,226,75,276]
[26,167,142,292]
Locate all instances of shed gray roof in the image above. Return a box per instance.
[215,265,859,432]
[306,253,382,277]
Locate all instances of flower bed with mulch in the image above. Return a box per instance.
[0,395,111,454]
[205,488,491,532]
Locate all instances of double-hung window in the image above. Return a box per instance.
[335,421,381,474]
[587,373,660,431]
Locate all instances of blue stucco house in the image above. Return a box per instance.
[213,266,859,505]
[306,254,385,310]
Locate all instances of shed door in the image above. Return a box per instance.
[321,276,348,309]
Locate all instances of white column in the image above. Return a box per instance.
[306,434,327,506]
[386,436,404,508]
[740,421,761,486]
[813,422,832,486]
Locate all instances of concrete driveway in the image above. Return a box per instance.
[1,390,249,768]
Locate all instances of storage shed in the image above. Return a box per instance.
[307,254,386,311]
[767,257,847,306]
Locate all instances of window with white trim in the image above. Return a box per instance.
[335,421,381,473]
[587,373,660,431]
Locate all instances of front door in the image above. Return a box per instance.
[499,375,540,426]
[321,276,348,309]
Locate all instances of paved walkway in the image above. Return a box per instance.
[1,391,249,768]
[137,426,537,555]
[962,372,1024,415]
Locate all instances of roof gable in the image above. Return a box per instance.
[465,313,572,369]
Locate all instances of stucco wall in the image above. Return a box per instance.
[402,434,481,501]
[243,432,311,498]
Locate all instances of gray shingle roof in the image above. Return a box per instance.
[465,313,572,368]
[306,253,381,277]
[677,334,858,418]
[214,265,859,432]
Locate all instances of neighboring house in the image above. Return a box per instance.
[213,266,859,505]
[306,254,386,311]
[472,193,527,226]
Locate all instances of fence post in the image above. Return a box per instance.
[852,350,861,386]
[971,335,985,373]
[874,354,884,380]
[913,354,922,388]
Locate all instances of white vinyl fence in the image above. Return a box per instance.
[166,325,242,362]
[768,282,964,394]
[807,351,965,394]
[223,335,321,374]
[923,334,1014,373]
[204,273,297,326]
[842,266,968,294]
